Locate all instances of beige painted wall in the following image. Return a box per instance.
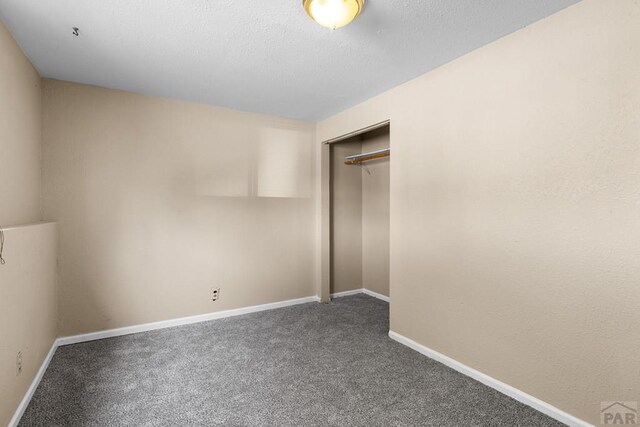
[0,20,41,226]
[0,21,57,426]
[0,223,58,426]
[361,130,390,297]
[330,139,363,294]
[42,80,316,336]
[317,1,640,424]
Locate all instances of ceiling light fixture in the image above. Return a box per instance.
[303,0,365,30]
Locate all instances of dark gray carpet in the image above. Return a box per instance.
[20,295,562,426]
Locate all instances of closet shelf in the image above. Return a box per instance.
[345,148,390,165]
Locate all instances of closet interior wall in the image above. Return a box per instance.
[361,128,390,297]
[330,126,390,297]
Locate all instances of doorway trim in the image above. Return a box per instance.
[318,119,390,303]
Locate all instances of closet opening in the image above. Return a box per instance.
[328,123,390,302]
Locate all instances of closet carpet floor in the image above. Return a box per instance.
[20,295,562,426]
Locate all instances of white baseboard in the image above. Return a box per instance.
[58,295,321,346]
[361,288,390,302]
[8,341,58,427]
[331,288,390,302]
[9,295,320,426]
[388,331,592,427]
[330,289,364,298]
[11,296,582,426]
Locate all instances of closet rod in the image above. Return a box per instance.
[345,148,390,165]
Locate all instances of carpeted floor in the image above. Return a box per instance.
[20,295,562,426]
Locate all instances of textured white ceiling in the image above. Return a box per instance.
[0,0,579,121]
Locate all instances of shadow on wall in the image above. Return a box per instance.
[196,128,312,199]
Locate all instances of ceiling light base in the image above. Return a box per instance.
[302,0,365,30]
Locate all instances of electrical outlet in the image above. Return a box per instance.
[212,288,220,302]
[16,351,22,376]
